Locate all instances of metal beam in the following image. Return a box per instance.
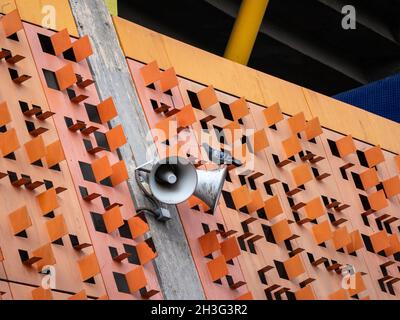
[68,0,205,300]
[224,0,269,65]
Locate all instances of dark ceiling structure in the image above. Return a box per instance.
[118,0,400,96]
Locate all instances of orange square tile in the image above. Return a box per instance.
[346,230,363,253]
[8,206,31,235]
[37,188,59,215]
[304,117,322,140]
[287,112,306,134]
[311,220,332,244]
[197,85,218,110]
[46,214,67,242]
[383,176,400,198]
[271,219,292,243]
[329,288,349,300]
[220,237,241,261]
[263,103,283,126]
[364,145,385,167]
[55,62,77,90]
[223,121,241,145]
[176,105,196,128]
[207,255,228,281]
[78,253,100,281]
[72,35,93,62]
[336,135,356,158]
[348,272,366,297]
[25,136,46,164]
[368,190,388,211]
[385,234,400,256]
[97,97,118,123]
[103,206,124,233]
[0,128,19,156]
[32,287,53,300]
[136,241,157,265]
[295,285,315,300]
[140,60,160,86]
[155,117,176,140]
[359,168,379,190]
[128,215,149,238]
[229,97,249,120]
[126,266,147,293]
[304,197,325,219]
[198,230,221,256]
[332,226,351,250]
[50,28,72,56]
[231,185,252,209]
[282,135,302,158]
[264,196,283,219]
[0,101,11,126]
[284,255,305,280]
[31,243,56,272]
[45,140,65,168]
[370,230,390,253]
[110,160,129,186]
[291,163,313,187]
[252,129,269,152]
[159,67,178,92]
[92,155,112,183]
[1,10,23,38]
[106,124,127,152]
[247,190,264,213]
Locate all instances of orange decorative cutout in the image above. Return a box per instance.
[336,135,356,158]
[78,253,100,281]
[106,124,127,152]
[51,28,72,56]
[282,135,302,159]
[72,35,93,62]
[159,68,178,92]
[136,241,157,265]
[9,206,31,236]
[207,255,228,281]
[198,230,221,256]
[92,155,112,183]
[97,97,118,123]
[295,285,315,300]
[348,273,366,297]
[0,101,11,126]
[370,231,390,253]
[288,112,306,134]
[284,255,305,280]
[304,197,325,220]
[176,105,196,128]
[311,220,332,244]
[128,215,149,238]
[140,61,160,86]
[332,226,351,250]
[55,63,77,90]
[25,135,46,164]
[291,163,313,187]
[126,266,147,293]
[32,287,53,300]
[197,85,218,110]
[304,117,322,140]
[45,140,65,168]
[46,214,67,242]
[220,237,240,261]
[263,103,283,126]
[103,206,124,233]
[329,288,349,300]
[264,196,283,219]
[31,243,56,272]
[1,10,23,38]
[271,219,292,243]
[368,190,388,211]
[229,97,249,120]
[359,168,379,190]
[247,190,264,213]
[383,176,400,198]
[346,230,363,253]
[252,129,269,153]
[0,128,19,156]
[110,160,129,186]
[385,234,400,256]
[231,185,252,209]
[364,145,385,168]
[37,188,59,216]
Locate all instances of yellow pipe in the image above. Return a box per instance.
[224,0,269,65]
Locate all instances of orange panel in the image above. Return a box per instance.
[231,185,251,209]
[46,214,67,242]
[295,285,315,300]
[45,140,65,168]
[31,287,53,300]
[1,9,23,37]
[176,105,196,128]
[36,188,59,215]
[271,219,292,244]
[136,241,157,265]
[106,124,127,152]
[304,117,322,140]
[252,129,269,153]
[103,206,124,233]
[287,112,306,134]
[8,206,31,235]
[159,68,178,92]
[198,231,220,257]
[311,220,332,244]
[263,103,283,126]
[207,255,229,281]
[385,234,400,256]
[336,135,356,158]
[197,85,218,110]
[348,272,366,297]
[364,145,384,168]
[0,101,11,126]
[291,163,313,187]
[370,231,390,253]
[128,215,149,238]
[332,226,351,250]
[24,136,46,164]
[359,168,379,190]
[368,190,388,211]
[282,135,302,159]
[382,176,400,198]
[50,28,71,56]
[220,237,240,262]
[0,128,20,156]
[110,160,129,186]
[140,60,160,86]
[78,253,100,281]
[72,35,93,62]
[229,97,249,120]
[247,190,264,213]
[329,288,349,300]
[97,97,118,123]
[55,62,77,90]
[92,155,112,183]
[69,290,87,300]
[263,195,283,219]
[304,197,325,220]
[346,230,363,253]
[283,255,305,280]
[31,244,56,272]
[126,266,147,293]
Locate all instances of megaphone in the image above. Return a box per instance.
[136,156,227,220]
